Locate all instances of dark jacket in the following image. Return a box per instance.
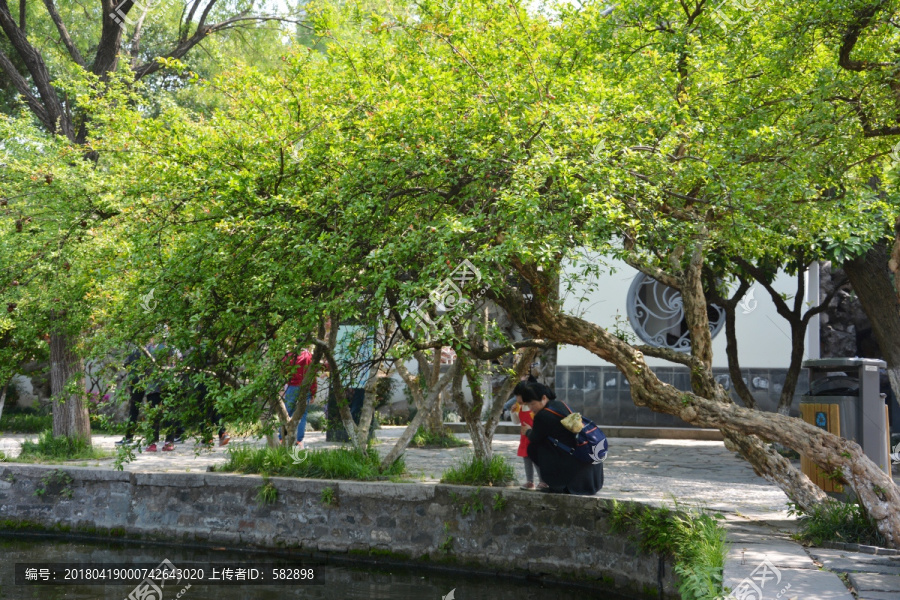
[526,400,604,495]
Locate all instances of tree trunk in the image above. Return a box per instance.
[423,349,445,435]
[336,390,365,452]
[731,259,846,415]
[451,358,493,462]
[355,366,381,448]
[889,217,900,413]
[889,215,900,302]
[537,344,558,388]
[684,248,825,506]
[632,251,829,510]
[49,327,90,443]
[381,395,432,467]
[845,240,900,407]
[454,345,538,463]
[546,307,898,542]
[425,393,445,433]
[535,270,560,389]
[776,318,807,416]
[277,346,325,447]
[716,278,757,408]
[0,377,9,423]
[451,357,490,460]
[313,336,367,452]
[384,361,459,469]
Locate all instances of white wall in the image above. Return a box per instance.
[9,374,40,408]
[557,258,817,369]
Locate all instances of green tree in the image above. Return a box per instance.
[79,0,900,543]
[279,0,900,542]
[0,0,301,441]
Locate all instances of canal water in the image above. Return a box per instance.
[0,535,628,599]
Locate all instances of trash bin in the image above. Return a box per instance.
[800,358,891,493]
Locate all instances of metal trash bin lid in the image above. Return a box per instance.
[802,357,886,369]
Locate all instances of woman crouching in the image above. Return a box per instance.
[514,381,604,495]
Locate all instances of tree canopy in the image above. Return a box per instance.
[3,0,900,544]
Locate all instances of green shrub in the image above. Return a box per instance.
[306,410,326,432]
[452,489,484,516]
[33,469,75,499]
[0,413,53,433]
[378,414,410,426]
[374,377,396,409]
[440,454,515,487]
[256,479,278,505]
[219,445,405,480]
[438,522,454,553]
[411,426,468,448]
[17,430,111,462]
[610,500,728,600]
[788,500,885,547]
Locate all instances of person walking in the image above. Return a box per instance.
[282,347,318,448]
[144,341,176,453]
[181,345,229,447]
[116,346,144,446]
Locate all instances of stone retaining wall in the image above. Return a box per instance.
[0,465,677,598]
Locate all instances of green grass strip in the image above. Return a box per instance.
[0,413,53,433]
[217,445,405,480]
[16,429,111,462]
[440,454,515,487]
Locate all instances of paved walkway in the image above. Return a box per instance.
[3,426,900,598]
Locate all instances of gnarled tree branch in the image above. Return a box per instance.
[41,0,85,66]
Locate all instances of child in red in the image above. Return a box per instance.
[511,399,547,490]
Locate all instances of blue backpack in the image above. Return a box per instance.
[544,403,608,464]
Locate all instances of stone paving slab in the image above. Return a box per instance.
[857,593,900,600]
[764,569,855,600]
[810,547,900,576]
[849,571,900,594]
[726,540,818,573]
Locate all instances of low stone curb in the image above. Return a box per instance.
[820,541,900,556]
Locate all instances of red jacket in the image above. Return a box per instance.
[285,350,318,394]
[517,408,534,457]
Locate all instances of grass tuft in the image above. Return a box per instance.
[218,445,405,480]
[412,427,468,448]
[610,499,728,600]
[17,430,111,462]
[440,454,515,487]
[255,479,278,505]
[788,500,885,547]
[0,413,53,433]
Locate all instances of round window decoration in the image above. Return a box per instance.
[626,273,725,352]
